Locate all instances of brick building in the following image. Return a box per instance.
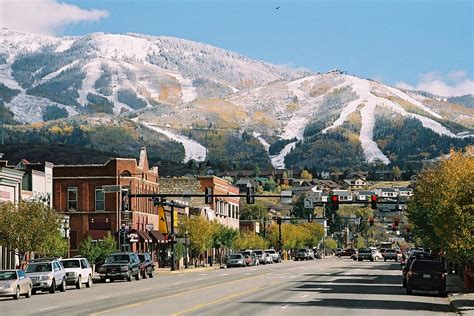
[197,176,240,229]
[53,148,159,256]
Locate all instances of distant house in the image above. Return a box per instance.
[234,178,258,194]
[342,177,367,190]
[332,189,352,202]
[354,190,375,202]
[374,187,398,199]
[394,187,413,198]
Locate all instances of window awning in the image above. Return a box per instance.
[86,230,110,241]
[137,230,152,243]
[148,230,167,244]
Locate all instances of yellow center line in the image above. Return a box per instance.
[89,272,271,316]
[171,282,275,316]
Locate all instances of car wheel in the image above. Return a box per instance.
[100,278,106,283]
[76,276,82,289]
[86,275,92,288]
[13,286,20,300]
[384,258,387,262]
[25,285,32,298]
[31,289,37,295]
[142,270,148,279]
[135,271,141,281]
[358,259,362,261]
[60,278,67,292]
[149,271,154,278]
[126,272,132,282]
[49,279,56,294]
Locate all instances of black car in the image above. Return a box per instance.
[406,259,447,296]
[137,253,155,279]
[98,252,141,282]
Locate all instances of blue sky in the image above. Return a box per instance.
[2,0,472,95]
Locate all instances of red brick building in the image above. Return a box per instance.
[197,176,240,229]
[53,148,159,256]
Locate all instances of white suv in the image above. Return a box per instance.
[61,258,93,289]
[25,259,67,294]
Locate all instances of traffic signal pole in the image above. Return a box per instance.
[170,201,175,271]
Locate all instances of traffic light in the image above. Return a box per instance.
[205,187,213,204]
[329,195,339,211]
[246,186,255,204]
[369,217,374,226]
[370,195,378,210]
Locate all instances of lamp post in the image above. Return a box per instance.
[63,217,70,258]
[184,230,189,269]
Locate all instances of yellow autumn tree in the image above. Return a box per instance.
[407,149,474,263]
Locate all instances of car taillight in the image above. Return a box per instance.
[441,273,446,279]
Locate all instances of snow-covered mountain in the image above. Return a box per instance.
[0,29,472,170]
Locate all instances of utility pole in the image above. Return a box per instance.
[278,217,282,253]
[170,201,175,271]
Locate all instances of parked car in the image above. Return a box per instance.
[239,251,256,266]
[253,250,268,265]
[137,253,155,279]
[295,249,314,261]
[25,258,67,294]
[406,258,447,296]
[372,249,384,261]
[98,252,141,282]
[226,254,246,268]
[383,249,402,262]
[0,270,32,300]
[402,252,433,287]
[337,249,357,258]
[335,248,343,256]
[264,249,281,263]
[61,258,93,289]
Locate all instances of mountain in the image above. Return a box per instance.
[0,29,472,172]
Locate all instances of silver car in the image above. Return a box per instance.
[0,270,32,300]
[25,259,67,294]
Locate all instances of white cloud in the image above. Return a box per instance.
[396,70,474,97]
[0,0,108,35]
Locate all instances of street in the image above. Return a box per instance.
[0,258,452,316]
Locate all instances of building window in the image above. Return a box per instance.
[67,187,78,211]
[95,188,105,211]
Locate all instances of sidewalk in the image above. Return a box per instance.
[156,265,223,274]
[447,274,474,315]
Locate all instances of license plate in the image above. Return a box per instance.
[423,274,431,278]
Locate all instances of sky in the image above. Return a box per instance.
[1,0,472,96]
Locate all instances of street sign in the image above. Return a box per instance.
[280,191,292,204]
[145,224,154,231]
[304,198,313,209]
[102,185,122,193]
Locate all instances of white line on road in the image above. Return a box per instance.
[39,306,60,312]
[139,288,151,292]
[220,273,229,276]
[96,296,110,300]
[288,266,301,271]
[281,305,288,309]
[302,294,309,298]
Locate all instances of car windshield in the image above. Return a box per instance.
[0,271,16,280]
[25,263,52,273]
[254,251,263,255]
[61,260,80,268]
[265,250,275,254]
[240,251,251,256]
[411,261,444,272]
[105,255,130,263]
[359,248,371,253]
[138,255,145,261]
[229,254,242,259]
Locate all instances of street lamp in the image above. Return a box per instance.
[63,217,70,258]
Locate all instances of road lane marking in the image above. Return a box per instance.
[139,288,151,292]
[172,283,272,316]
[302,294,308,298]
[90,272,271,316]
[281,305,288,309]
[39,306,60,312]
[96,296,111,300]
[220,273,229,276]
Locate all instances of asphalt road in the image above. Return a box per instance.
[0,258,452,316]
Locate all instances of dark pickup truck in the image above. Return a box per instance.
[98,252,141,282]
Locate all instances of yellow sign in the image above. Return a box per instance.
[158,206,168,234]
[174,210,179,228]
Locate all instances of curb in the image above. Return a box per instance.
[447,293,474,314]
[156,266,223,274]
